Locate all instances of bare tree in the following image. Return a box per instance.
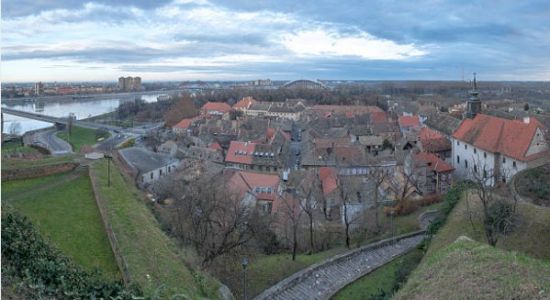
[170,174,257,266]
[467,158,518,246]
[368,168,387,232]
[279,192,303,260]
[8,121,21,135]
[291,171,321,254]
[338,179,364,249]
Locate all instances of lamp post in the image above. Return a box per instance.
[104,154,112,187]
[242,257,248,300]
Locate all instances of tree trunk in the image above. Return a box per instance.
[292,227,297,261]
[309,216,314,254]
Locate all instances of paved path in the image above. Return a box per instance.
[254,231,425,300]
[32,129,73,155]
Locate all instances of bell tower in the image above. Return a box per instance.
[466,73,481,119]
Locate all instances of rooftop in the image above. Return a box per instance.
[119,147,177,173]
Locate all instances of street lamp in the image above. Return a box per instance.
[241,257,248,300]
[104,154,113,187]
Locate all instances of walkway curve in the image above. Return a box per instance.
[254,230,426,300]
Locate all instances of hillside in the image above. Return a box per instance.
[394,236,550,300]
[425,190,550,260]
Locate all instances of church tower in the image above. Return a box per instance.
[466,73,481,119]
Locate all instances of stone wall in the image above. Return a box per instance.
[2,162,78,181]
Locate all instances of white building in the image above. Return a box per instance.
[451,115,548,186]
[119,147,180,185]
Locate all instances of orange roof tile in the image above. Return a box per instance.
[173,117,197,129]
[398,115,420,128]
[415,152,454,173]
[202,102,232,113]
[371,111,389,124]
[233,96,257,109]
[225,141,256,164]
[452,114,547,161]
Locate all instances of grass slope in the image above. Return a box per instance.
[333,249,423,300]
[2,140,40,155]
[394,237,550,300]
[90,159,220,298]
[56,126,109,152]
[426,191,550,260]
[1,171,120,279]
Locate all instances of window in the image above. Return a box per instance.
[159,169,163,176]
[503,157,506,163]
[474,148,477,154]
[513,161,517,168]
[150,173,153,179]
[457,141,460,146]
[168,166,171,173]
[484,152,487,159]
[457,155,460,164]
[483,169,487,178]
[464,144,467,150]
[474,164,478,173]
[465,160,468,168]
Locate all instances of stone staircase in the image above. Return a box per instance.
[254,231,425,300]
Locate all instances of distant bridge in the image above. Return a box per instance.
[281,79,328,90]
[2,107,125,132]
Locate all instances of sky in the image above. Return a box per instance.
[2,0,550,82]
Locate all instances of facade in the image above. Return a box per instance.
[118,147,180,185]
[201,102,232,118]
[34,82,44,96]
[225,141,281,172]
[118,76,141,91]
[228,170,281,214]
[452,114,549,186]
[406,151,454,194]
[398,115,421,134]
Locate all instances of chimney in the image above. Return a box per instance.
[523,116,530,124]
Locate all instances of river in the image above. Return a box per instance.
[2,94,164,134]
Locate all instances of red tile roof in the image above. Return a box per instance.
[202,102,232,114]
[452,114,547,161]
[319,167,338,195]
[371,111,389,124]
[209,142,222,151]
[225,141,256,164]
[228,170,280,202]
[233,96,257,109]
[415,152,454,173]
[173,117,197,129]
[419,127,451,152]
[398,115,420,128]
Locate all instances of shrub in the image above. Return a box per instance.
[1,210,138,299]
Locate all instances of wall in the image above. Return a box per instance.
[2,162,78,181]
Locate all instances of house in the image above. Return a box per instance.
[118,147,180,186]
[452,114,549,186]
[233,96,257,112]
[172,117,199,135]
[201,102,232,118]
[319,167,339,219]
[406,151,454,194]
[398,115,421,134]
[228,170,281,214]
[225,141,281,172]
[418,127,452,161]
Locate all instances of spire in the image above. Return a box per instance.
[466,72,481,119]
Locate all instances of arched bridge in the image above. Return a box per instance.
[281,79,328,90]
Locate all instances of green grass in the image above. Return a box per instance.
[2,140,40,155]
[89,159,220,298]
[1,171,120,280]
[394,237,550,300]
[332,249,424,300]
[426,191,550,260]
[1,154,76,170]
[56,126,110,152]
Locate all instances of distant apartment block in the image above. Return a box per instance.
[118,76,142,91]
[34,82,44,96]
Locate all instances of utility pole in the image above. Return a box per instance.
[105,154,112,187]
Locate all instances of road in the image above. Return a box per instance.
[255,232,426,300]
[32,129,72,155]
[288,122,302,170]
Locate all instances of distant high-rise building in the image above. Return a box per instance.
[465,73,481,119]
[118,76,142,91]
[34,82,44,96]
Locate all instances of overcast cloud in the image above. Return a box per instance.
[2,0,550,82]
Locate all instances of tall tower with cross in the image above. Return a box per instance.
[466,73,481,119]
